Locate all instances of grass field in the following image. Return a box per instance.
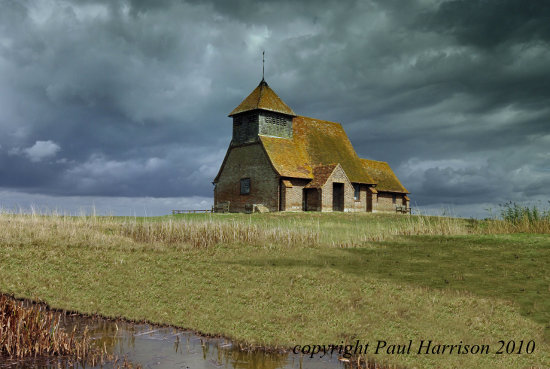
[0,211,548,368]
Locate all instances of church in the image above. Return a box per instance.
[213,79,410,213]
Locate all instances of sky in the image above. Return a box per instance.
[0,0,549,217]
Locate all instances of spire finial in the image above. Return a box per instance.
[262,50,265,81]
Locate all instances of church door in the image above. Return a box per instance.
[332,183,344,211]
[304,188,319,211]
[367,191,373,212]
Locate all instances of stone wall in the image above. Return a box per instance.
[214,143,279,212]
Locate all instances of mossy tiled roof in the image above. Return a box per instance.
[229,80,296,117]
[261,116,375,184]
[305,164,339,188]
[260,134,312,179]
[360,159,409,193]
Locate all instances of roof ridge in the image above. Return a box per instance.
[361,158,409,193]
[312,163,338,168]
[361,158,388,164]
[258,133,292,140]
[296,115,342,126]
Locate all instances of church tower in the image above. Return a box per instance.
[228,79,296,145]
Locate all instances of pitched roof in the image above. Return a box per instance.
[260,116,375,184]
[260,134,312,179]
[305,164,339,188]
[229,80,296,117]
[360,159,409,193]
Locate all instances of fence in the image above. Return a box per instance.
[171,209,212,214]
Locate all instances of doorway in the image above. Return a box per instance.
[367,191,373,212]
[303,188,319,211]
[332,183,344,211]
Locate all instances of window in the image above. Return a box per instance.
[392,194,396,204]
[353,184,360,201]
[240,178,250,195]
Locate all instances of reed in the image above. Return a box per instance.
[0,294,141,368]
[118,218,321,248]
[0,294,90,359]
[0,211,320,249]
[484,201,550,234]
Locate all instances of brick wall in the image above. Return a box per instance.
[214,143,279,212]
[348,184,369,212]
[319,164,355,212]
[214,144,409,214]
[281,175,372,212]
[281,178,309,211]
[374,192,407,212]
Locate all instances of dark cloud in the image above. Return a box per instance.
[0,0,548,216]
[424,0,550,48]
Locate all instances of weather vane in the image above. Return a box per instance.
[262,50,265,81]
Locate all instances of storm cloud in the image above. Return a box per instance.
[0,0,548,216]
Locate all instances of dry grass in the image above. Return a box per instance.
[120,218,321,248]
[0,209,547,252]
[0,294,90,359]
[485,217,550,234]
[0,211,321,249]
[333,214,477,247]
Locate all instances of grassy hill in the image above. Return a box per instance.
[0,211,548,368]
